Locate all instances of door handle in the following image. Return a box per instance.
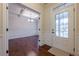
[52,29,54,33]
[52,32,55,33]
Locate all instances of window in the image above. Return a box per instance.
[56,12,68,38]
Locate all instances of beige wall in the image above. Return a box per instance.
[42,4,56,46]
[22,3,43,13]
[75,4,79,55]
[0,3,3,55]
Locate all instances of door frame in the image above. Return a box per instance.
[52,4,76,55]
[2,3,41,56]
[74,4,78,56]
[2,3,8,56]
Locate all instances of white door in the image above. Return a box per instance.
[52,5,75,54]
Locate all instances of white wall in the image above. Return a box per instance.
[8,4,40,39]
[19,3,45,46]
[0,4,6,56]
[8,3,45,46]
[9,13,38,39]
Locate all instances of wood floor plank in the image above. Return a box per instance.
[9,36,54,56]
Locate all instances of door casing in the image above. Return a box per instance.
[52,4,75,55]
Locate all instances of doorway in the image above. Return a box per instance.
[8,3,40,56]
[52,4,75,54]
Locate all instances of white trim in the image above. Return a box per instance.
[53,3,73,11]
[2,3,8,56]
[74,4,78,56]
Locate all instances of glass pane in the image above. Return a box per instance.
[56,14,59,36]
[64,12,68,18]
[56,30,59,36]
[64,26,68,32]
[60,26,64,32]
[56,20,59,26]
[64,28,68,32]
[60,19,64,25]
[60,13,64,19]
[56,26,59,31]
[64,32,68,38]
[64,18,68,24]
[60,31,64,37]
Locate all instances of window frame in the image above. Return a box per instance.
[55,11,69,38]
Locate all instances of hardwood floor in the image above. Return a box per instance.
[9,35,54,56]
[9,35,39,56]
[39,44,55,56]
